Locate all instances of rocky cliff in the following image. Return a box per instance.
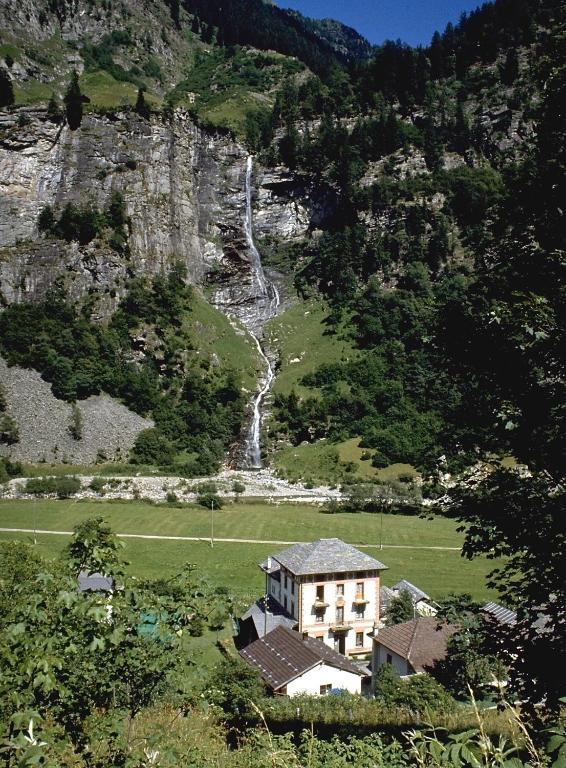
[0,107,319,315]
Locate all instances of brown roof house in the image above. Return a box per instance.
[240,625,367,696]
[372,617,457,678]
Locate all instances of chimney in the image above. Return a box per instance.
[267,556,272,570]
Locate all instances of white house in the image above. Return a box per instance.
[373,617,456,678]
[257,538,388,658]
[240,625,366,696]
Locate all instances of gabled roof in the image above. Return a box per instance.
[380,585,396,613]
[240,597,297,636]
[374,617,456,673]
[392,579,430,603]
[482,601,517,626]
[240,625,365,690]
[270,538,387,576]
[78,570,114,593]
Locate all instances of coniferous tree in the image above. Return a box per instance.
[64,71,84,130]
[46,92,63,123]
[134,87,151,120]
[0,67,14,108]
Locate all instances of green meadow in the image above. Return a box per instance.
[0,499,497,604]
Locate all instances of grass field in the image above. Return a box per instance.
[0,499,497,603]
[266,298,358,399]
[273,437,418,484]
[188,292,259,391]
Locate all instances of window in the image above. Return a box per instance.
[356,632,364,648]
[320,684,332,695]
[355,605,365,619]
[315,634,324,641]
[386,653,393,665]
[290,600,295,616]
[315,611,325,622]
[356,582,364,597]
[335,606,344,624]
[316,585,325,601]
[336,583,344,596]
[283,574,287,590]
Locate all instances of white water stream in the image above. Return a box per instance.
[243,156,280,468]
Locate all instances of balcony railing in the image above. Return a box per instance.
[330,619,353,632]
[313,598,329,609]
[353,593,369,605]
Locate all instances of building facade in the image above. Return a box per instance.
[260,538,387,657]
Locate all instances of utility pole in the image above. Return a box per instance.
[210,499,214,548]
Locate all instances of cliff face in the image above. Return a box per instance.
[0,108,317,316]
[0,107,320,465]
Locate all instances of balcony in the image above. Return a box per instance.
[313,598,329,609]
[353,593,369,605]
[330,620,353,633]
[335,595,345,607]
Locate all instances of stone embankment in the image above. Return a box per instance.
[2,469,342,505]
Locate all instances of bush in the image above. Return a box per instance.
[0,457,23,484]
[69,404,83,440]
[166,491,178,504]
[374,664,456,714]
[131,428,176,466]
[197,492,223,509]
[55,476,81,498]
[88,477,107,494]
[0,414,19,444]
[232,480,245,495]
[25,476,81,498]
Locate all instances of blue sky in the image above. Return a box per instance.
[277,0,482,47]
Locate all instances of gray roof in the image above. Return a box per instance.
[241,598,296,636]
[392,579,430,603]
[78,571,114,593]
[380,585,396,613]
[240,625,365,690]
[482,602,517,626]
[271,538,387,576]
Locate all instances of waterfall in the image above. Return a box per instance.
[243,156,280,469]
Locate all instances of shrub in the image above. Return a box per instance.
[69,404,83,440]
[0,457,23,484]
[55,476,81,498]
[232,480,245,495]
[197,492,223,509]
[166,491,178,504]
[131,428,176,466]
[0,414,19,444]
[88,477,107,494]
[25,476,81,498]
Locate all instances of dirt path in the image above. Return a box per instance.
[0,527,461,551]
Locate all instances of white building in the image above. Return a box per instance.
[373,617,456,678]
[240,625,366,696]
[258,538,388,658]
